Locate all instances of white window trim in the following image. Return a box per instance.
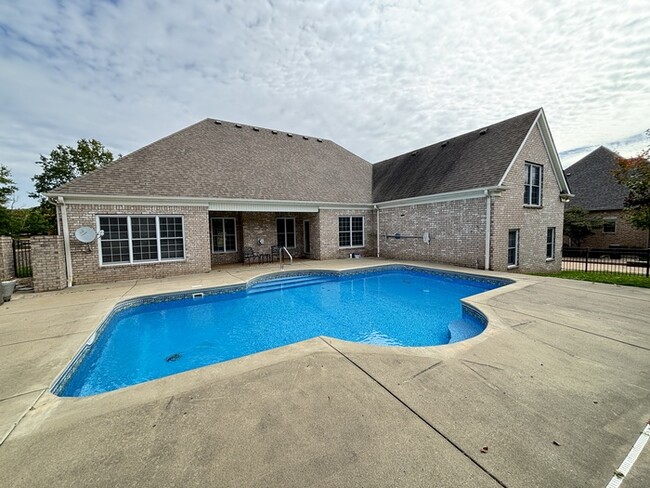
[524,162,543,207]
[97,215,186,267]
[211,217,238,253]
[507,229,519,268]
[546,227,556,261]
[339,215,365,249]
[276,217,296,249]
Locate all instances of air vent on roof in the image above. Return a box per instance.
[252,127,259,131]
[272,130,278,134]
[479,128,488,135]
[317,138,323,142]
[235,124,242,128]
[287,133,293,137]
[214,120,222,125]
[441,141,448,147]
[303,136,309,140]
[411,151,417,157]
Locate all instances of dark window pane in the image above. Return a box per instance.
[339,233,351,247]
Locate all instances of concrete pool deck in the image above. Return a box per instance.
[0,258,648,487]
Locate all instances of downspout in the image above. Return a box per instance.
[484,191,491,270]
[375,205,380,257]
[58,196,73,287]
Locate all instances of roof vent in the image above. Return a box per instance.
[287,133,293,137]
[441,141,448,147]
[303,136,309,140]
[317,138,323,142]
[252,127,259,131]
[479,128,488,135]
[235,124,242,128]
[214,120,222,125]
[411,151,417,157]
[272,130,278,134]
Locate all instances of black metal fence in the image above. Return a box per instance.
[562,247,650,277]
[12,239,33,278]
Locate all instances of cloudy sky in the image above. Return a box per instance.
[1,0,648,206]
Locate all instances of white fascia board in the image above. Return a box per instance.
[44,193,374,212]
[497,108,572,196]
[375,186,505,209]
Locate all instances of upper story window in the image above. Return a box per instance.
[211,217,237,253]
[277,217,296,248]
[98,215,185,265]
[524,163,543,206]
[603,219,616,234]
[339,216,364,248]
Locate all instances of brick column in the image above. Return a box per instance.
[0,236,14,281]
[31,236,67,292]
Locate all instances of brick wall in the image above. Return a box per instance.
[491,124,564,272]
[378,199,486,268]
[31,235,67,292]
[63,204,211,285]
[316,209,377,260]
[579,210,649,248]
[0,236,14,281]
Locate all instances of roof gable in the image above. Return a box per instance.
[50,119,373,204]
[372,110,542,203]
[564,146,628,211]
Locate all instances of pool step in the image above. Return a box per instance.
[248,275,333,295]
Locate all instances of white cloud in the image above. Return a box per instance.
[1,0,649,205]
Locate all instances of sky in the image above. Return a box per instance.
[1,0,649,207]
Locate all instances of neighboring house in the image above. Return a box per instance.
[564,146,649,248]
[47,108,571,285]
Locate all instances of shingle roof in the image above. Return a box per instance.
[50,119,373,204]
[372,109,541,202]
[564,146,628,211]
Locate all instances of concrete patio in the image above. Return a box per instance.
[0,259,648,487]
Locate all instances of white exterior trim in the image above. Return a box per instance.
[57,197,73,288]
[375,186,506,209]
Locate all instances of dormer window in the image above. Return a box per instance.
[524,163,542,206]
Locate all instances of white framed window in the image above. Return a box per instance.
[211,217,237,253]
[339,216,364,248]
[98,215,185,266]
[603,219,616,234]
[546,227,556,260]
[276,217,296,248]
[508,229,519,267]
[524,163,543,206]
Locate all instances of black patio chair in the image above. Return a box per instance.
[243,247,259,265]
[270,245,280,262]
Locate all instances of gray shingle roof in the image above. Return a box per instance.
[372,109,541,202]
[564,146,628,211]
[50,119,373,204]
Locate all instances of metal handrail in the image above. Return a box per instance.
[280,246,293,271]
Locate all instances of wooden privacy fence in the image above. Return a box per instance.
[562,247,650,277]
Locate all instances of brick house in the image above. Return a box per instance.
[47,108,571,286]
[564,146,649,248]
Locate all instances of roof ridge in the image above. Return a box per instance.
[207,118,332,143]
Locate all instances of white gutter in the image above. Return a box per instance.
[375,186,506,209]
[484,190,491,270]
[58,196,73,288]
[375,205,380,257]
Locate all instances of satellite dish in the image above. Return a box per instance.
[75,227,97,243]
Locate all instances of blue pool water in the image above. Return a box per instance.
[56,267,509,397]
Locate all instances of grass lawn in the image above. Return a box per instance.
[533,271,650,288]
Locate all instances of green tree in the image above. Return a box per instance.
[613,131,650,231]
[0,164,18,207]
[563,206,603,247]
[30,139,114,233]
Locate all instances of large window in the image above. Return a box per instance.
[524,163,542,206]
[508,229,519,267]
[211,217,237,253]
[276,217,295,248]
[339,216,364,248]
[98,216,185,265]
[546,227,556,260]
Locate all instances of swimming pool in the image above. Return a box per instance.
[53,266,511,397]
